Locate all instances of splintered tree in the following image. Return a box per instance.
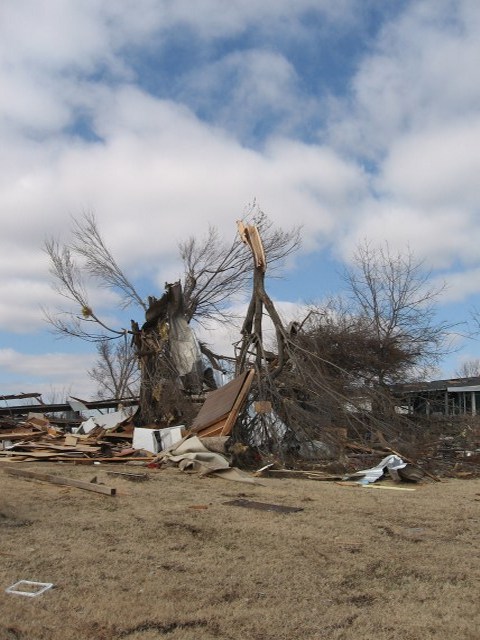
[44,210,300,423]
[233,234,453,456]
[231,222,341,456]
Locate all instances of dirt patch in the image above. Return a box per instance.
[0,464,479,639]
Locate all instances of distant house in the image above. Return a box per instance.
[390,376,480,417]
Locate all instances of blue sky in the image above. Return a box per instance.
[1,0,480,398]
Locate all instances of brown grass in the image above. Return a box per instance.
[1,463,479,640]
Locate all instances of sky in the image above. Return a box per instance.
[1,0,480,399]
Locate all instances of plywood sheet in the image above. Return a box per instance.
[190,370,254,434]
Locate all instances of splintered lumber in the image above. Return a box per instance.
[4,467,116,496]
[100,432,133,440]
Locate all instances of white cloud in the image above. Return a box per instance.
[335,200,476,271]
[1,0,480,389]
[379,120,480,212]
[179,49,304,140]
[327,0,480,281]
[0,348,97,398]
[330,0,480,158]
[1,81,364,269]
[437,268,480,304]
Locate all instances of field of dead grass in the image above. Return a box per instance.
[1,463,479,640]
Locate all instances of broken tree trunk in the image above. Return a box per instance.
[132,282,203,425]
[236,222,289,379]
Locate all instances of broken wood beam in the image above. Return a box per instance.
[3,467,116,496]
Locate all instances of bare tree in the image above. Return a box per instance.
[88,338,140,399]
[455,358,480,378]
[343,241,451,386]
[45,209,300,339]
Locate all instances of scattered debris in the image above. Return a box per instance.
[362,484,416,492]
[224,498,303,513]
[154,435,260,484]
[0,412,152,464]
[258,468,343,481]
[5,581,54,597]
[106,471,150,482]
[347,454,407,484]
[335,481,416,492]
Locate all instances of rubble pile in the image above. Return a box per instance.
[0,411,152,464]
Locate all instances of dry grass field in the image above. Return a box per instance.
[1,463,479,640]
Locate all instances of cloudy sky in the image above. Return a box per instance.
[1,0,480,399]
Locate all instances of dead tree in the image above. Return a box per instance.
[233,222,315,457]
[44,210,300,422]
[232,228,437,459]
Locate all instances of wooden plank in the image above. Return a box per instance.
[15,443,100,452]
[263,469,341,480]
[362,484,416,492]
[194,417,228,438]
[0,450,60,458]
[335,480,416,492]
[0,431,40,441]
[4,467,116,496]
[99,432,133,440]
[95,456,154,462]
[224,498,303,514]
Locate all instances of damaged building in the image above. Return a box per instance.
[391,376,480,417]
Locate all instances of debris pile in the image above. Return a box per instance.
[1,222,479,482]
[0,370,256,480]
[0,411,152,464]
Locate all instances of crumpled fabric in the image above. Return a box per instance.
[156,435,259,484]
